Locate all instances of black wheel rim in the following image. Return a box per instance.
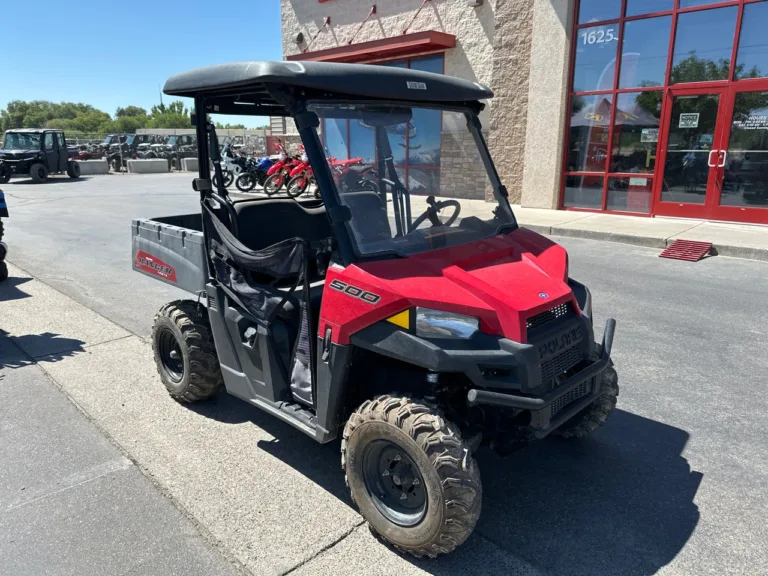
[157,328,184,383]
[362,440,427,527]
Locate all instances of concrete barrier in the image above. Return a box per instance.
[127,159,170,174]
[182,157,199,172]
[76,159,109,175]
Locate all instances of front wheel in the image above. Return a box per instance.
[151,300,223,402]
[263,173,283,196]
[110,158,121,172]
[553,355,618,439]
[342,395,482,558]
[286,174,308,198]
[0,260,7,282]
[29,163,48,183]
[235,172,256,192]
[0,171,10,184]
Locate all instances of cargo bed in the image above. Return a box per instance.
[131,214,207,294]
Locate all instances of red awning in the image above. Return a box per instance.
[286,31,455,64]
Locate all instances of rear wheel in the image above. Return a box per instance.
[553,355,618,439]
[0,172,10,184]
[110,158,121,172]
[286,174,308,198]
[66,161,80,178]
[342,395,482,558]
[235,172,256,192]
[151,300,223,402]
[0,219,4,242]
[0,261,7,282]
[29,163,48,183]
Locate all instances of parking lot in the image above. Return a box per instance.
[2,173,768,575]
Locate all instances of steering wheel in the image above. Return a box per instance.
[410,195,461,231]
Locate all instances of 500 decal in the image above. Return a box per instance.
[329,279,381,304]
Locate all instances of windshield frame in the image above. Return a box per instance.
[304,99,517,260]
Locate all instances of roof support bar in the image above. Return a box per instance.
[346,5,377,45]
[303,17,331,53]
[402,0,431,35]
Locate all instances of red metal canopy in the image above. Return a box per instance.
[287,31,455,64]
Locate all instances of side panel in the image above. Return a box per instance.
[314,338,351,443]
[131,216,207,294]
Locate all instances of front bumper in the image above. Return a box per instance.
[467,318,616,438]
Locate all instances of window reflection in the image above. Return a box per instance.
[573,23,620,92]
[625,0,672,17]
[671,7,737,84]
[721,91,768,208]
[619,16,671,89]
[567,95,612,173]
[610,92,662,173]
[735,1,768,80]
[563,176,604,209]
[578,0,621,24]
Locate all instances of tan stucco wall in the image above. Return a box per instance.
[520,0,574,208]
[486,0,534,203]
[281,0,496,125]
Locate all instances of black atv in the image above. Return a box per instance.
[0,129,81,183]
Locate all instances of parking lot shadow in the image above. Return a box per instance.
[0,276,33,301]
[0,329,86,368]
[190,396,700,575]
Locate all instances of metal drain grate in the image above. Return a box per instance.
[660,240,712,262]
[550,382,590,417]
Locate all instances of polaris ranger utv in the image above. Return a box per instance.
[132,61,619,558]
[0,129,81,183]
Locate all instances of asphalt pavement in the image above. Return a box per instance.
[2,173,768,575]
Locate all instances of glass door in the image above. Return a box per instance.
[713,85,768,224]
[655,88,730,219]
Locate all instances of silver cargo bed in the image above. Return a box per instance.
[131,214,207,294]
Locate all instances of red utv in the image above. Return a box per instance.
[132,61,619,558]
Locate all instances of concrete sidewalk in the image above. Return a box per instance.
[405,196,768,262]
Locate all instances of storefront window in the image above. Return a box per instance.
[607,177,652,213]
[573,24,620,92]
[720,91,768,209]
[671,7,738,84]
[563,176,604,209]
[578,0,621,24]
[625,0,673,17]
[619,16,672,89]
[610,92,662,173]
[567,95,612,173]
[735,1,768,80]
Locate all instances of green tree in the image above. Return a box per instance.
[115,105,148,117]
[147,101,191,129]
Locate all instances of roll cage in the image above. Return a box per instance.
[164,61,514,266]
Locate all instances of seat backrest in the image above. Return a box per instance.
[340,191,393,247]
[233,197,331,252]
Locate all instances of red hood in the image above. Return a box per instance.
[323,229,575,344]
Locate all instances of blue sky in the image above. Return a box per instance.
[0,1,283,127]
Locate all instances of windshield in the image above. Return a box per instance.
[167,136,177,146]
[310,103,516,257]
[3,132,41,150]
[126,135,135,145]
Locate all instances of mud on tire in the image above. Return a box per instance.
[151,300,223,402]
[342,395,482,558]
[554,355,619,439]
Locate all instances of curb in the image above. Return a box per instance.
[519,224,768,262]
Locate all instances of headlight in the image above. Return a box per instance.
[415,308,479,339]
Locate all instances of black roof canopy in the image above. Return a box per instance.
[5,128,64,133]
[163,61,493,116]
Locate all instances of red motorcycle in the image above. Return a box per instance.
[286,155,374,198]
[262,144,301,196]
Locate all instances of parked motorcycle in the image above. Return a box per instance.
[234,155,275,192]
[215,142,248,187]
[262,144,301,195]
